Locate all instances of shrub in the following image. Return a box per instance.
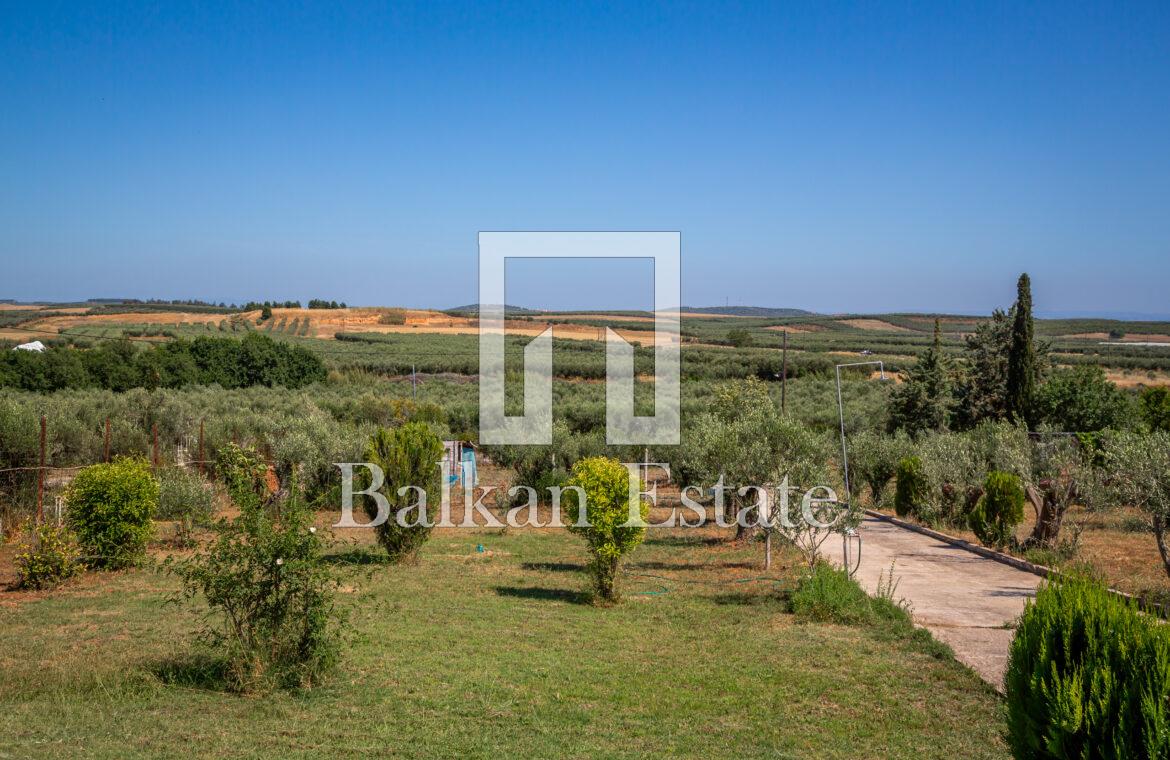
[849,431,912,505]
[893,456,929,520]
[157,467,216,546]
[364,422,444,562]
[169,498,342,692]
[16,522,82,590]
[216,443,269,510]
[564,456,647,603]
[968,470,1024,549]
[1005,576,1170,758]
[66,457,158,569]
[789,563,873,625]
[1141,386,1170,432]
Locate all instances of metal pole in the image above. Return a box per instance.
[781,330,788,413]
[37,415,46,524]
[836,366,850,498]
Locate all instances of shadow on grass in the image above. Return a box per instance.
[322,548,392,566]
[494,585,591,605]
[520,561,585,573]
[711,591,785,607]
[643,535,725,548]
[631,560,756,572]
[152,653,231,692]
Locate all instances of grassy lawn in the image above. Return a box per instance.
[0,523,1007,759]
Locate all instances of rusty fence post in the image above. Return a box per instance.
[152,424,160,470]
[198,419,205,475]
[104,418,111,463]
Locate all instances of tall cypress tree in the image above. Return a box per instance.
[1006,273,1036,425]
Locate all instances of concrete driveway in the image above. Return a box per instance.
[825,515,1042,689]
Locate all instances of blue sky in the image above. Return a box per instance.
[1,1,1168,316]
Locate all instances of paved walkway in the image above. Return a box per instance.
[825,515,1042,689]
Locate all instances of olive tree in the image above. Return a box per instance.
[1105,431,1170,578]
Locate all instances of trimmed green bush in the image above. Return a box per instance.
[66,457,158,569]
[564,456,647,603]
[789,562,873,625]
[1005,576,1170,758]
[968,470,1025,549]
[893,456,929,519]
[15,522,82,589]
[364,422,444,562]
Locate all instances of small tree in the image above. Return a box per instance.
[66,457,158,569]
[726,328,753,348]
[1005,273,1039,426]
[364,422,444,562]
[849,431,913,506]
[169,494,342,692]
[968,471,1025,549]
[1105,431,1170,578]
[1034,366,1129,433]
[564,456,647,603]
[888,320,952,436]
[1140,386,1170,432]
[893,456,929,520]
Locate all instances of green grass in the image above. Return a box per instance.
[0,525,1006,759]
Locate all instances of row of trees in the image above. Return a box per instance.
[890,273,1153,435]
[0,333,326,392]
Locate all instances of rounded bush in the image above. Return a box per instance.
[893,456,929,519]
[968,470,1024,548]
[66,457,158,569]
[565,456,647,602]
[364,422,444,562]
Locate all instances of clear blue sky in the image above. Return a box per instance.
[2,1,1168,316]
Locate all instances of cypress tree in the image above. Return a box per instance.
[1006,273,1036,426]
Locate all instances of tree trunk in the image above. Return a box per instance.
[1154,516,1170,581]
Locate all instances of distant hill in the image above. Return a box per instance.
[446,304,815,318]
[681,306,815,318]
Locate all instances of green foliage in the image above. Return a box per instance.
[789,563,873,625]
[893,456,929,520]
[726,328,753,348]
[259,305,273,321]
[157,467,216,545]
[169,498,342,692]
[0,333,326,392]
[363,422,444,562]
[849,430,913,505]
[564,456,647,602]
[1104,431,1170,578]
[1006,273,1039,426]
[1140,386,1170,432]
[1005,575,1170,758]
[1034,366,1129,432]
[216,443,269,510]
[888,320,952,436]
[65,457,157,569]
[968,471,1025,548]
[15,522,82,590]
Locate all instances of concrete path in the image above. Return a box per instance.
[826,515,1042,689]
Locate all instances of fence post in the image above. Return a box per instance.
[104,418,111,463]
[37,415,46,524]
[198,420,205,475]
[152,424,160,470]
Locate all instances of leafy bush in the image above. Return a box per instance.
[564,456,647,603]
[1034,365,1130,433]
[1005,575,1170,758]
[15,522,82,589]
[157,467,216,545]
[66,457,158,569]
[1141,386,1170,432]
[169,498,342,692]
[968,470,1024,548]
[849,430,912,505]
[364,422,444,562]
[893,456,929,520]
